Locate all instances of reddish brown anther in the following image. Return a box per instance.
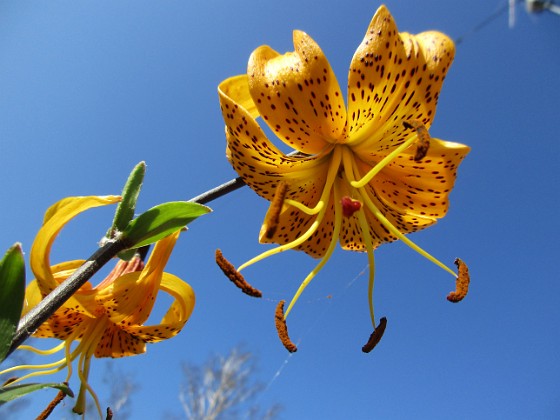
[341,196,362,218]
[261,181,288,240]
[275,300,298,353]
[447,258,470,303]
[403,120,431,161]
[36,383,68,420]
[362,317,387,353]
[106,407,114,420]
[215,249,262,297]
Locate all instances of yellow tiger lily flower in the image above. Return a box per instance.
[1,196,195,416]
[217,5,470,351]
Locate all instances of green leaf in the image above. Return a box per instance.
[0,382,74,405]
[107,161,146,239]
[0,244,25,363]
[123,201,211,248]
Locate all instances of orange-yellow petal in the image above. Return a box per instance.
[96,232,180,326]
[219,79,334,202]
[248,30,347,154]
[347,5,455,153]
[30,196,121,296]
[362,138,470,220]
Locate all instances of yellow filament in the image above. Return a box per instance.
[73,318,106,417]
[341,147,378,328]
[18,342,65,355]
[344,143,457,279]
[284,181,344,319]
[0,323,87,384]
[283,199,324,215]
[350,133,419,189]
[74,347,102,417]
[0,358,67,377]
[238,147,343,272]
[355,200,377,328]
[363,195,456,277]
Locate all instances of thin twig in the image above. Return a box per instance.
[188,177,246,204]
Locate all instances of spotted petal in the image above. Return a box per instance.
[347,5,455,153]
[219,76,333,202]
[362,138,470,219]
[248,30,347,154]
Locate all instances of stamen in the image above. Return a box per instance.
[2,377,17,386]
[341,196,362,218]
[362,317,387,353]
[283,181,344,318]
[260,182,288,240]
[275,300,297,353]
[36,383,68,420]
[238,147,343,272]
[403,120,431,161]
[215,249,262,297]
[355,205,377,329]
[447,258,470,302]
[358,189,457,278]
[107,408,114,420]
[283,198,324,215]
[18,342,65,355]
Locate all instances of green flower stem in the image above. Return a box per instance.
[6,176,246,358]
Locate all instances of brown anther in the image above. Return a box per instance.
[36,384,68,420]
[106,407,114,420]
[260,182,288,240]
[447,258,470,303]
[2,377,17,386]
[362,317,387,353]
[403,120,431,161]
[215,249,262,297]
[275,300,297,353]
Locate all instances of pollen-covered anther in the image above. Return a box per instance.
[341,196,362,218]
[447,258,470,302]
[215,249,262,298]
[403,119,431,162]
[260,181,288,240]
[275,300,297,353]
[362,317,387,353]
[37,385,68,420]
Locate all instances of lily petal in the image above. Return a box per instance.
[219,79,333,202]
[347,5,455,152]
[30,196,121,296]
[248,30,347,154]
[362,138,470,220]
[97,232,180,327]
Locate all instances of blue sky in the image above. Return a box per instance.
[1,0,559,418]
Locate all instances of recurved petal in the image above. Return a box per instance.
[346,5,455,152]
[219,74,260,120]
[219,80,334,202]
[363,138,470,222]
[98,232,180,327]
[248,30,347,154]
[123,272,195,343]
[30,196,121,295]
